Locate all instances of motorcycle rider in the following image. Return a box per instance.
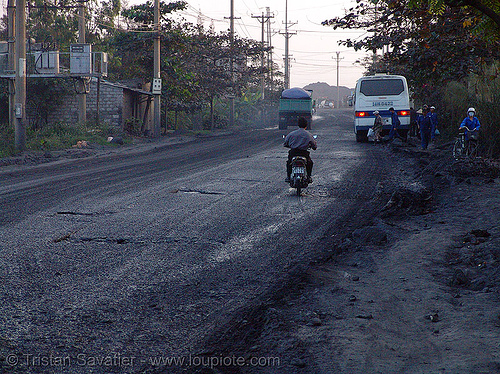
[284,117,317,183]
[460,107,480,141]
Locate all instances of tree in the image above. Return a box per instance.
[411,0,500,40]
[322,0,500,99]
[0,0,278,131]
[110,2,265,128]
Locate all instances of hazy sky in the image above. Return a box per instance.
[178,0,369,89]
[0,0,370,89]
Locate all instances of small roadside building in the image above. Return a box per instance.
[43,79,154,133]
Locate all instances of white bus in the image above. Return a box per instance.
[353,74,411,142]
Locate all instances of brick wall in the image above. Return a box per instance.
[46,80,124,129]
[87,81,124,128]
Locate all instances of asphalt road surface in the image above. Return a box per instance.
[0,109,392,373]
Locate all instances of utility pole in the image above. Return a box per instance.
[266,7,273,92]
[251,11,274,100]
[334,52,343,109]
[77,3,87,124]
[8,0,15,133]
[280,0,296,89]
[14,0,26,152]
[225,0,239,127]
[153,0,161,137]
[229,0,234,127]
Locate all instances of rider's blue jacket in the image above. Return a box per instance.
[460,116,480,131]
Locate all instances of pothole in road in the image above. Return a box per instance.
[77,237,133,245]
[62,236,207,246]
[56,211,95,216]
[308,188,333,198]
[54,211,117,217]
[170,188,225,195]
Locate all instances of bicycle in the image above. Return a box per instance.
[453,126,479,160]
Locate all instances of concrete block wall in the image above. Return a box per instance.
[87,81,124,128]
[45,80,124,128]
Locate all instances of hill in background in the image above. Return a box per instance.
[303,82,354,108]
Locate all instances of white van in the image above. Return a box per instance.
[353,74,411,142]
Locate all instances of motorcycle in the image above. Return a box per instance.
[289,155,310,196]
[283,134,317,196]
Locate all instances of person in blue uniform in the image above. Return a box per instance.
[418,107,433,150]
[430,106,438,140]
[460,107,480,141]
[386,107,403,141]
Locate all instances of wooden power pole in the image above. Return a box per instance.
[280,0,296,89]
[334,51,343,109]
[8,0,16,134]
[77,3,87,124]
[153,0,161,137]
[14,0,26,152]
[228,0,236,127]
[252,11,274,100]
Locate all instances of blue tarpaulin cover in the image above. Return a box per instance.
[281,87,312,99]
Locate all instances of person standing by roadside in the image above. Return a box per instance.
[386,107,402,141]
[410,107,418,137]
[418,107,432,150]
[430,106,438,140]
[415,108,423,139]
[372,110,384,142]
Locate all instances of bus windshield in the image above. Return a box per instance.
[359,79,404,96]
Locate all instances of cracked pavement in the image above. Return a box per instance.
[0,109,394,373]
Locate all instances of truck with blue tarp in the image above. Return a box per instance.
[278,87,314,130]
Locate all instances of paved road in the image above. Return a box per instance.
[0,109,389,373]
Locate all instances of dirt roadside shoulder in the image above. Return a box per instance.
[0,129,237,172]
[197,143,500,374]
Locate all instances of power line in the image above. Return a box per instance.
[27,0,162,34]
[293,61,361,68]
[280,0,296,89]
[236,17,253,39]
[185,5,225,22]
[252,10,274,99]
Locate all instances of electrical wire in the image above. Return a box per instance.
[27,0,163,34]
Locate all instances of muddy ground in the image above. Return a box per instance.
[0,133,201,169]
[1,126,499,374]
[197,140,500,374]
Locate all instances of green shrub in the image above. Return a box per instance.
[0,122,127,157]
[0,123,15,158]
[124,117,144,136]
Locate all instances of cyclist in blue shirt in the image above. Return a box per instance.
[460,107,480,141]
